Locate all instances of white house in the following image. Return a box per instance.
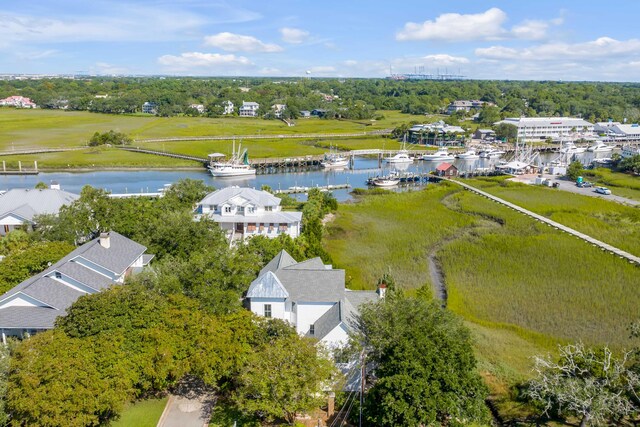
[142,101,157,114]
[0,231,153,341]
[239,101,259,117]
[196,187,302,240]
[245,250,382,348]
[271,104,287,118]
[189,104,206,114]
[0,188,79,236]
[222,100,234,115]
[494,117,595,141]
[446,100,492,115]
[0,96,37,108]
[595,121,640,140]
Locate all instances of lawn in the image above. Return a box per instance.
[110,397,167,427]
[582,167,640,200]
[464,176,640,256]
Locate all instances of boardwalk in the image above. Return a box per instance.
[443,178,640,265]
[135,129,392,143]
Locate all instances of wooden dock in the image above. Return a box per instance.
[274,184,351,194]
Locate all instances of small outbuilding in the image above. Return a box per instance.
[473,129,496,141]
[435,162,459,177]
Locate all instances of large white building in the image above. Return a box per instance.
[494,117,595,141]
[196,187,302,240]
[0,96,37,108]
[239,101,259,117]
[594,121,640,140]
[245,250,382,348]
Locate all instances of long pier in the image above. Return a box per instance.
[135,129,392,143]
[443,178,640,266]
[274,184,351,194]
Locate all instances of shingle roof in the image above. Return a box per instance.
[260,250,297,275]
[0,231,148,330]
[275,268,344,302]
[312,290,378,340]
[0,188,79,222]
[198,187,281,209]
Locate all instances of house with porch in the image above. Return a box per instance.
[245,250,383,348]
[196,187,302,240]
[239,101,259,117]
[0,188,79,236]
[0,231,153,341]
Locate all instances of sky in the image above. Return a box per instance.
[2,0,640,81]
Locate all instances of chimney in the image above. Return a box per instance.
[99,232,110,249]
[377,283,387,299]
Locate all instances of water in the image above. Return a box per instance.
[0,152,616,202]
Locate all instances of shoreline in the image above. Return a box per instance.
[19,166,208,173]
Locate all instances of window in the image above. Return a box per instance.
[224,206,232,213]
[265,206,273,212]
[309,324,315,335]
[3,225,9,233]
[264,304,272,318]
[247,223,256,232]
[54,272,62,279]
[247,206,255,214]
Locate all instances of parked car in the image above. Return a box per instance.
[595,186,612,195]
[577,181,593,188]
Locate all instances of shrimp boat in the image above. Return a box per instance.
[208,141,256,177]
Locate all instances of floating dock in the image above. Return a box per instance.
[274,184,351,194]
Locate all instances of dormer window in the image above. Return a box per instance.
[247,206,255,214]
[54,272,62,279]
[224,206,232,213]
[265,206,273,212]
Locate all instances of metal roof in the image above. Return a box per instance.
[198,187,281,209]
[0,189,79,222]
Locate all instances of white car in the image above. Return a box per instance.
[595,186,612,195]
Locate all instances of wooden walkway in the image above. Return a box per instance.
[135,129,392,143]
[443,178,640,266]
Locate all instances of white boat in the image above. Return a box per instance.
[421,148,455,161]
[478,148,505,159]
[559,141,587,154]
[208,142,256,177]
[321,148,350,168]
[372,177,400,187]
[456,149,479,160]
[385,150,413,164]
[587,141,613,153]
[621,145,640,158]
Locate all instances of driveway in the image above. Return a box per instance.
[157,377,214,427]
[545,177,639,206]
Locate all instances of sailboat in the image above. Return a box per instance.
[321,146,350,168]
[208,140,256,177]
[385,134,414,164]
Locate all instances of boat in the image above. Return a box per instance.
[208,141,256,177]
[621,145,640,158]
[587,141,613,153]
[559,141,587,154]
[320,147,350,168]
[372,176,400,187]
[385,134,414,164]
[478,148,505,159]
[421,147,455,161]
[456,149,479,160]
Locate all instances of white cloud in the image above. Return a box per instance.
[308,66,336,73]
[396,8,507,42]
[91,62,129,75]
[280,27,310,44]
[423,54,469,66]
[204,32,283,53]
[511,20,550,40]
[157,52,253,72]
[476,37,640,61]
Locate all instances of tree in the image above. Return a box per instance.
[526,343,640,426]
[355,297,489,426]
[567,160,585,181]
[160,178,214,209]
[618,154,640,174]
[88,130,132,146]
[34,181,48,189]
[494,123,518,141]
[235,319,337,424]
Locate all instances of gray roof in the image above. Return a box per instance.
[198,187,281,209]
[260,250,297,276]
[312,290,378,340]
[0,231,149,330]
[0,188,79,222]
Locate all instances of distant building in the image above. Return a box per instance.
[473,129,496,141]
[311,109,327,117]
[239,101,259,117]
[494,117,595,141]
[408,121,466,144]
[189,104,205,114]
[222,100,234,115]
[195,187,302,241]
[0,188,79,236]
[0,231,153,341]
[271,104,287,118]
[594,121,640,140]
[446,100,493,115]
[245,250,382,348]
[142,101,157,114]
[299,110,311,118]
[0,96,37,108]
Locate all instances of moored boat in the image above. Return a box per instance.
[421,148,455,161]
[456,149,479,160]
[208,141,256,177]
[587,141,613,153]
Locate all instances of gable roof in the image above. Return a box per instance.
[246,271,289,299]
[198,187,281,209]
[0,231,149,330]
[0,189,79,223]
[436,162,456,171]
[260,250,297,275]
[312,290,378,340]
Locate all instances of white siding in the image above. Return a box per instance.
[320,323,350,348]
[250,297,288,322]
[295,302,334,335]
[0,293,47,309]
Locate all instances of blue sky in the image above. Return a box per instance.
[2,1,640,81]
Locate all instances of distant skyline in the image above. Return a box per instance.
[2,1,640,81]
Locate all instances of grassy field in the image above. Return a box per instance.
[324,184,640,419]
[110,397,167,427]
[465,176,640,256]
[0,109,430,168]
[582,167,640,200]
